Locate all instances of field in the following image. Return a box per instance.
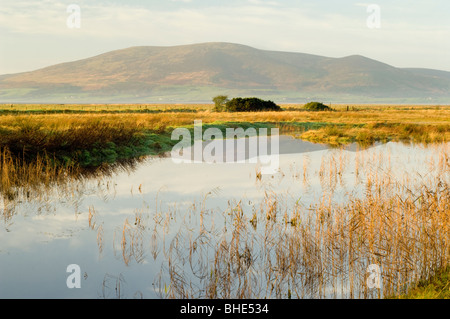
[0,103,449,299]
[0,103,448,164]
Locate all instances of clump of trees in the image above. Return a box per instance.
[303,102,332,111]
[212,95,229,112]
[213,95,282,112]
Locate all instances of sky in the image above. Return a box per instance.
[0,0,449,74]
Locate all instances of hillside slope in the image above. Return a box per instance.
[1,42,449,103]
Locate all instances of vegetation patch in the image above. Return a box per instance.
[390,266,450,299]
[298,122,447,146]
[0,103,448,191]
[213,96,282,112]
[303,101,333,111]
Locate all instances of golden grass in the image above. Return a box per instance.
[152,179,449,298]
[147,143,449,299]
[1,119,448,298]
[0,103,449,299]
[0,105,447,204]
[0,108,446,202]
[0,146,80,198]
[0,104,448,127]
[112,210,147,266]
[0,105,448,152]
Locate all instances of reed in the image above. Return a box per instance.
[0,146,80,198]
[0,104,448,169]
[1,105,448,298]
[114,210,147,266]
[151,143,449,299]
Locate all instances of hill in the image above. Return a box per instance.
[0,42,449,103]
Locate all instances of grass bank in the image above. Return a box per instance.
[291,122,449,146]
[0,104,448,191]
[0,114,278,194]
[0,115,277,167]
[390,267,450,299]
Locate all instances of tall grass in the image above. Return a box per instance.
[0,146,80,198]
[0,115,173,197]
[0,117,149,166]
[1,119,447,298]
[0,105,448,173]
[0,104,448,299]
[298,122,449,146]
[152,178,448,298]
[150,143,449,299]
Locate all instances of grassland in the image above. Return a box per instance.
[0,103,449,299]
[0,103,448,184]
[0,104,447,162]
[0,103,446,203]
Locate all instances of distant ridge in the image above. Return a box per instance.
[1,42,449,103]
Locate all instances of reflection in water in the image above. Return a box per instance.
[0,137,448,299]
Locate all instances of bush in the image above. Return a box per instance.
[304,102,332,111]
[216,97,281,112]
[212,95,229,112]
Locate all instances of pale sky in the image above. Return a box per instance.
[0,0,449,74]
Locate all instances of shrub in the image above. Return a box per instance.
[219,97,281,112]
[212,95,229,112]
[304,102,332,111]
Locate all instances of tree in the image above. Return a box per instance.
[212,95,229,112]
[223,97,281,112]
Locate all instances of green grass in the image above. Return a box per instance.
[303,101,333,111]
[390,267,450,299]
[0,116,279,196]
[0,115,277,171]
[0,120,147,168]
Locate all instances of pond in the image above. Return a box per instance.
[0,136,448,298]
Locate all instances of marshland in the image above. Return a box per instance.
[0,103,449,299]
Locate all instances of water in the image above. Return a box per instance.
[0,136,448,298]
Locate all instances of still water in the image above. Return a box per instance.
[0,136,448,298]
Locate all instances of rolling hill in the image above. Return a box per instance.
[1,42,449,103]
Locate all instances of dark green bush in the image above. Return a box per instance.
[304,102,332,111]
[220,97,281,112]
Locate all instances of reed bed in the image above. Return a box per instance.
[65,141,448,299]
[0,105,447,192]
[149,143,450,299]
[1,140,447,298]
[0,146,79,199]
[0,104,448,154]
[0,104,448,298]
[151,181,447,298]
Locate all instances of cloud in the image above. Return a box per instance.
[354,2,371,7]
[248,0,280,6]
[0,0,449,72]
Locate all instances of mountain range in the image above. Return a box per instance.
[1,42,449,103]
